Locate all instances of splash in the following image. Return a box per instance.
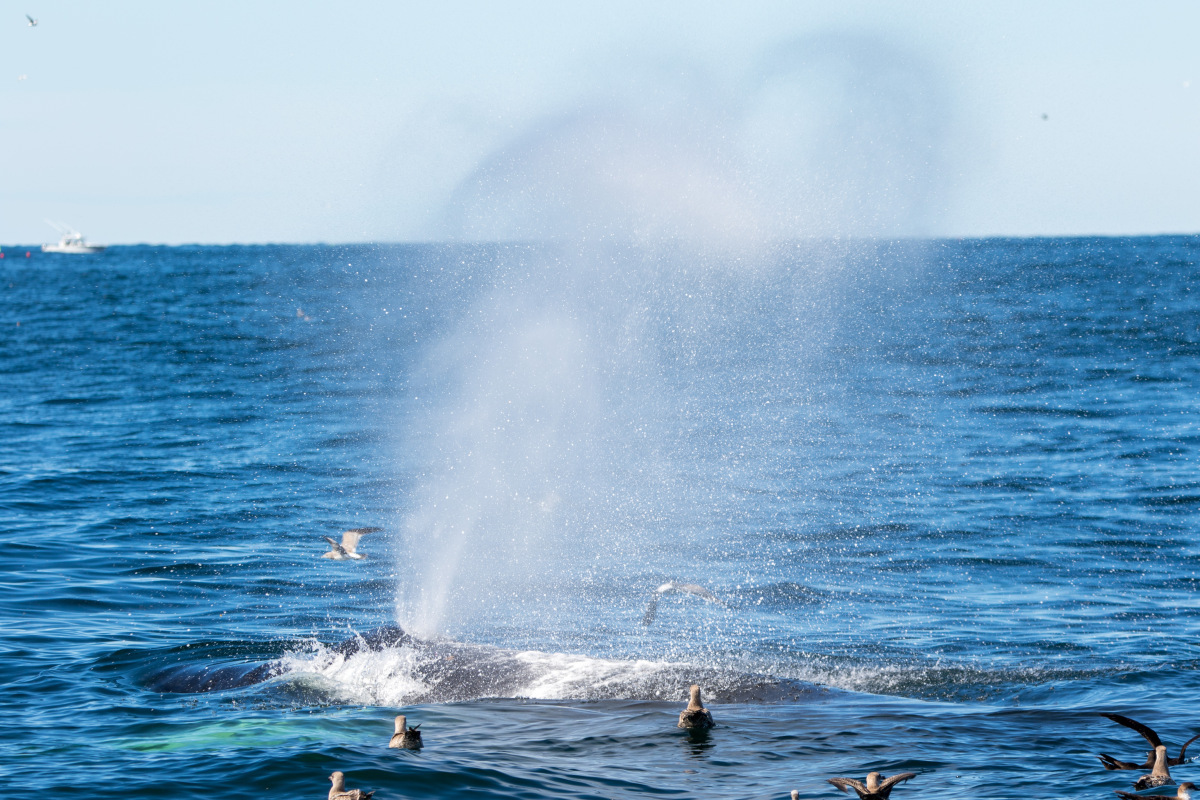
[267,636,1108,707]
[392,33,952,643]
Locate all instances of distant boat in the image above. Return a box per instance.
[41,222,106,254]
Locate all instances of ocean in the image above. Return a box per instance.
[2,237,1198,798]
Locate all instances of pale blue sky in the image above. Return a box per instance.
[2,1,1197,244]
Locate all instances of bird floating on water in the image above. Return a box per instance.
[1098,713,1200,771]
[328,772,374,800]
[322,527,380,560]
[677,684,714,730]
[26,14,37,26]
[642,581,723,625]
[825,771,916,800]
[1116,782,1196,800]
[388,714,422,750]
[1132,746,1177,791]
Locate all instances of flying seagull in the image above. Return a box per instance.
[1098,713,1200,771]
[677,684,714,730]
[389,714,422,750]
[1116,783,1196,800]
[321,527,381,560]
[327,772,374,800]
[642,581,723,625]
[825,771,917,800]
[26,14,37,26]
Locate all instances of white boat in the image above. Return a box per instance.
[41,223,106,254]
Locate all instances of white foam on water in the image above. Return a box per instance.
[270,635,1107,706]
[273,638,707,705]
[510,649,688,700]
[275,641,433,706]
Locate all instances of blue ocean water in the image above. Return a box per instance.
[2,237,1199,798]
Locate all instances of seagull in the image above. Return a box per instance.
[1133,747,1177,791]
[321,527,381,560]
[1098,713,1200,771]
[26,14,37,26]
[677,684,714,730]
[642,581,723,625]
[1116,782,1196,800]
[826,771,917,800]
[388,714,422,750]
[327,772,374,800]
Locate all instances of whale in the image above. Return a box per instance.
[142,625,833,704]
[145,626,414,694]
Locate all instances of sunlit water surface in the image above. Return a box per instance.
[2,238,1199,798]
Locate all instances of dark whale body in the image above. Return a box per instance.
[145,625,831,704]
[146,626,413,694]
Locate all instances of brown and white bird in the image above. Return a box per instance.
[328,771,374,800]
[1098,713,1200,771]
[826,771,916,800]
[1116,781,1196,800]
[322,527,381,560]
[1131,746,1177,791]
[388,714,422,750]
[677,684,714,730]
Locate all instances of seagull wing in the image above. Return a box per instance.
[827,778,868,798]
[1099,753,1150,770]
[26,14,35,24]
[675,583,722,605]
[324,536,347,555]
[644,581,723,625]
[1174,732,1200,764]
[641,592,660,626]
[1103,713,1163,748]
[877,772,916,791]
[340,529,365,553]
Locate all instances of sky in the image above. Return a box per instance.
[1,1,1198,244]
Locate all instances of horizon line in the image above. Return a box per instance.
[4,231,1199,249]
